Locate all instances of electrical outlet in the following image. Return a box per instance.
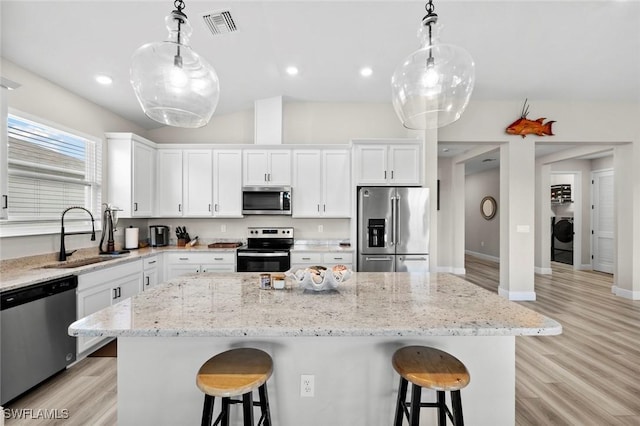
[318,225,323,233]
[221,224,226,233]
[300,374,315,397]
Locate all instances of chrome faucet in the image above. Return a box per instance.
[59,206,96,261]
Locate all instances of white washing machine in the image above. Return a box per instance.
[551,217,574,265]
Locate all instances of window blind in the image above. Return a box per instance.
[6,114,102,223]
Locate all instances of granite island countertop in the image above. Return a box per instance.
[69,272,562,338]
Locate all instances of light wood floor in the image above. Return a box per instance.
[465,255,640,425]
[4,257,639,425]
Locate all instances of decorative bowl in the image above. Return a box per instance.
[285,267,352,292]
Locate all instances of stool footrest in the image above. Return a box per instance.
[398,401,455,424]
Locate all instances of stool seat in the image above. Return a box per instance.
[392,346,470,426]
[392,346,469,391]
[197,348,273,397]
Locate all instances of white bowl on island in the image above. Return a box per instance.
[286,265,352,291]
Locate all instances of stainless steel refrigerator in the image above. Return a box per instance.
[357,187,430,272]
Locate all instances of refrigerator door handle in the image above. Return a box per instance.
[402,257,428,261]
[365,257,394,261]
[390,196,395,246]
[394,196,400,246]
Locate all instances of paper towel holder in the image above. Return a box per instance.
[124,226,140,250]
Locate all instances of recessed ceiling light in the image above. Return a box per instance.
[360,67,373,77]
[95,74,113,85]
[285,66,299,76]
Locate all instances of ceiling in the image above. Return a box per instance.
[1,1,637,170]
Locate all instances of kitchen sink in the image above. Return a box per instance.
[42,256,123,269]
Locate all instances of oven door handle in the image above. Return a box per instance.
[237,252,289,258]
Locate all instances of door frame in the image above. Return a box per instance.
[590,168,615,274]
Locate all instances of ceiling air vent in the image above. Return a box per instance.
[202,10,237,36]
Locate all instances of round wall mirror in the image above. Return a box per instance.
[480,196,497,220]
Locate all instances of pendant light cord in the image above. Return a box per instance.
[423,0,438,63]
[172,0,187,67]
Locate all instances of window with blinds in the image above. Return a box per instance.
[5,114,101,226]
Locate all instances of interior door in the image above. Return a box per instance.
[592,169,614,273]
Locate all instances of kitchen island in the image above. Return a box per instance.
[69,272,561,425]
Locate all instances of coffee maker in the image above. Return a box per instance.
[150,225,170,247]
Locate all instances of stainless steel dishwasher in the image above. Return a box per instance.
[1,275,77,405]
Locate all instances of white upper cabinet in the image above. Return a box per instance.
[292,149,351,218]
[213,150,243,217]
[322,150,351,216]
[157,148,242,218]
[156,149,184,216]
[182,149,213,216]
[106,133,156,218]
[243,149,291,186]
[353,140,422,186]
[0,90,7,220]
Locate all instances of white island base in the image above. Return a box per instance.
[118,335,515,425]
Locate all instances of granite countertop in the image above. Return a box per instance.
[291,245,353,253]
[69,272,562,338]
[0,245,239,292]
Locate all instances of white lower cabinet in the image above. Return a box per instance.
[165,252,235,280]
[290,251,353,270]
[76,260,143,356]
[143,255,161,290]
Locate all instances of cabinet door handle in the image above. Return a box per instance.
[302,257,311,260]
[323,204,326,212]
[384,170,387,179]
[3,195,8,209]
[118,287,122,298]
[113,288,118,300]
[317,204,320,212]
[268,173,271,181]
[179,257,189,261]
[215,204,219,212]
[264,173,267,181]
[134,202,138,211]
[178,204,182,212]
[214,257,224,261]
[148,260,157,265]
[208,204,211,212]
[391,170,394,179]
[333,257,343,260]
[145,277,150,286]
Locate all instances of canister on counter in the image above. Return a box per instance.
[272,273,285,290]
[260,273,271,289]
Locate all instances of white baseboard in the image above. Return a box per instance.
[612,286,640,300]
[498,286,537,301]
[465,250,499,263]
[535,267,553,275]
[436,266,466,275]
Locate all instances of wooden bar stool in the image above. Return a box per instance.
[392,346,470,426]
[196,348,273,426]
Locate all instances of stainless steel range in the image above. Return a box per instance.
[236,227,294,272]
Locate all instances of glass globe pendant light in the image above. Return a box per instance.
[391,0,475,129]
[130,0,219,128]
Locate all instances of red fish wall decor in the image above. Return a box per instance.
[506,99,555,138]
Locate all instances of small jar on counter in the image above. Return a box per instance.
[259,273,271,289]
[272,273,285,290]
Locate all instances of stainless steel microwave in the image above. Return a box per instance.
[242,186,292,215]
